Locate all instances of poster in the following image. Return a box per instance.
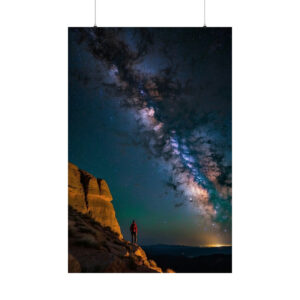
[68,27,232,273]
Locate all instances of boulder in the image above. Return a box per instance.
[149,259,157,267]
[134,247,148,262]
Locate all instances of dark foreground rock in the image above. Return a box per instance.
[68,206,169,273]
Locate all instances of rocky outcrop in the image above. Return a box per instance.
[68,162,122,238]
[68,163,171,273]
[68,207,164,273]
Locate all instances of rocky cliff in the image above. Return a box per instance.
[68,162,122,238]
[68,162,172,273]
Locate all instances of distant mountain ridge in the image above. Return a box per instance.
[143,244,232,272]
[143,244,232,257]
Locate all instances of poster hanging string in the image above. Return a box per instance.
[94,0,97,27]
[93,0,206,28]
[204,0,207,27]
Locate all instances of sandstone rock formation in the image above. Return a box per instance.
[68,162,122,238]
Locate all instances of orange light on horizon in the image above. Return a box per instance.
[203,244,232,248]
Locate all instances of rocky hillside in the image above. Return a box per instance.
[68,162,172,273]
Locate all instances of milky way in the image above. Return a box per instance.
[71,27,232,233]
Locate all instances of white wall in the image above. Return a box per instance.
[0,1,299,300]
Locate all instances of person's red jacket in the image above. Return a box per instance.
[130,222,138,233]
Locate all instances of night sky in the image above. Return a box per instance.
[69,27,232,247]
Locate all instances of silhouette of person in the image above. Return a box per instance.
[130,220,138,244]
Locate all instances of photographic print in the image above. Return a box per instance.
[68,27,232,273]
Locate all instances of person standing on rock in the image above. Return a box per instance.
[130,220,138,244]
